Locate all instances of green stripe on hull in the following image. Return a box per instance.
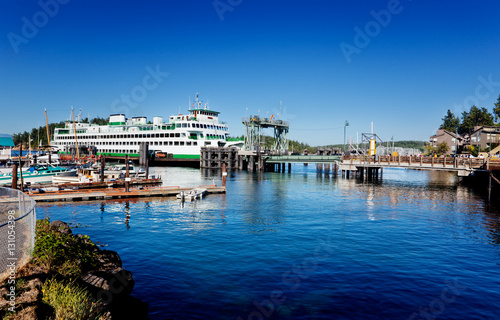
[172,154,200,159]
[96,152,200,159]
[97,152,140,158]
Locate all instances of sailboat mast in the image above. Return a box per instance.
[44,108,51,149]
[72,107,80,160]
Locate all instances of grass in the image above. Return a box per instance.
[42,278,105,320]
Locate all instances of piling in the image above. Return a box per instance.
[11,164,18,189]
[100,156,105,182]
[288,163,291,173]
[249,156,255,172]
[19,144,24,192]
[125,155,130,192]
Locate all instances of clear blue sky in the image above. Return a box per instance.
[1,0,500,146]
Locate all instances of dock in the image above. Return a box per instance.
[30,185,226,202]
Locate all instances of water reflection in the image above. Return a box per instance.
[36,166,500,320]
[125,201,130,229]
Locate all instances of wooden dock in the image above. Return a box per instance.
[29,185,226,202]
[340,155,495,177]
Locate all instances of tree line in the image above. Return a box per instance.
[12,117,109,148]
[439,95,500,135]
[428,94,500,156]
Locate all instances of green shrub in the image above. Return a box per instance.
[33,219,98,276]
[42,278,104,320]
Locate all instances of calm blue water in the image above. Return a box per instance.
[37,166,500,320]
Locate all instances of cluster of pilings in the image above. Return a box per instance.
[340,166,382,180]
[200,147,239,170]
[315,163,339,173]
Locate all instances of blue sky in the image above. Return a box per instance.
[1,0,500,146]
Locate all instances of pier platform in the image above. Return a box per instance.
[30,185,226,202]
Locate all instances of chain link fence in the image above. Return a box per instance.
[0,187,36,282]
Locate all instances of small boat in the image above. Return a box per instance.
[0,165,77,185]
[176,188,207,201]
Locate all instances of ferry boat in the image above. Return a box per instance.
[51,95,240,160]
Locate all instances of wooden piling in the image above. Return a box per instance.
[11,164,18,189]
[145,152,149,179]
[100,155,105,182]
[125,155,130,192]
[19,144,24,192]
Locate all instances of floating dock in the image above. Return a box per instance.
[30,185,225,202]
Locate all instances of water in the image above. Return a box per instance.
[37,166,500,319]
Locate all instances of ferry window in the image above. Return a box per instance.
[176,123,181,128]
[193,142,197,146]
[204,124,207,128]
[147,134,151,138]
[205,142,211,146]
[182,123,187,128]
[156,134,159,138]
[169,141,173,145]
[174,141,179,146]
[180,141,184,146]
[154,141,158,145]
[160,133,165,138]
[186,141,191,146]
[175,133,180,138]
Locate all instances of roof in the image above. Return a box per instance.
[433,129,464,140]
[0,136,14,147]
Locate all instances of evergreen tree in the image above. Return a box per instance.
[459,105,494,135]
[493,95,500,123]
[439,109,460,133]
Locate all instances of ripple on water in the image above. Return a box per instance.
[38,166,500,319]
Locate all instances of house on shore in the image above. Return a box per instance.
[429,129,465,153]
[468,126,500,152]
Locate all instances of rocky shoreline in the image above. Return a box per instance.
[0,220,148,319]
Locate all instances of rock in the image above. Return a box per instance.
[81,267,135,302]
[98,250,123,270]
[50,220,72,235]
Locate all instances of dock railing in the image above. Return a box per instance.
[0,187,37,282]
[342,155,488,170]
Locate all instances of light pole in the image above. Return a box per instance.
[344,120,349,154]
